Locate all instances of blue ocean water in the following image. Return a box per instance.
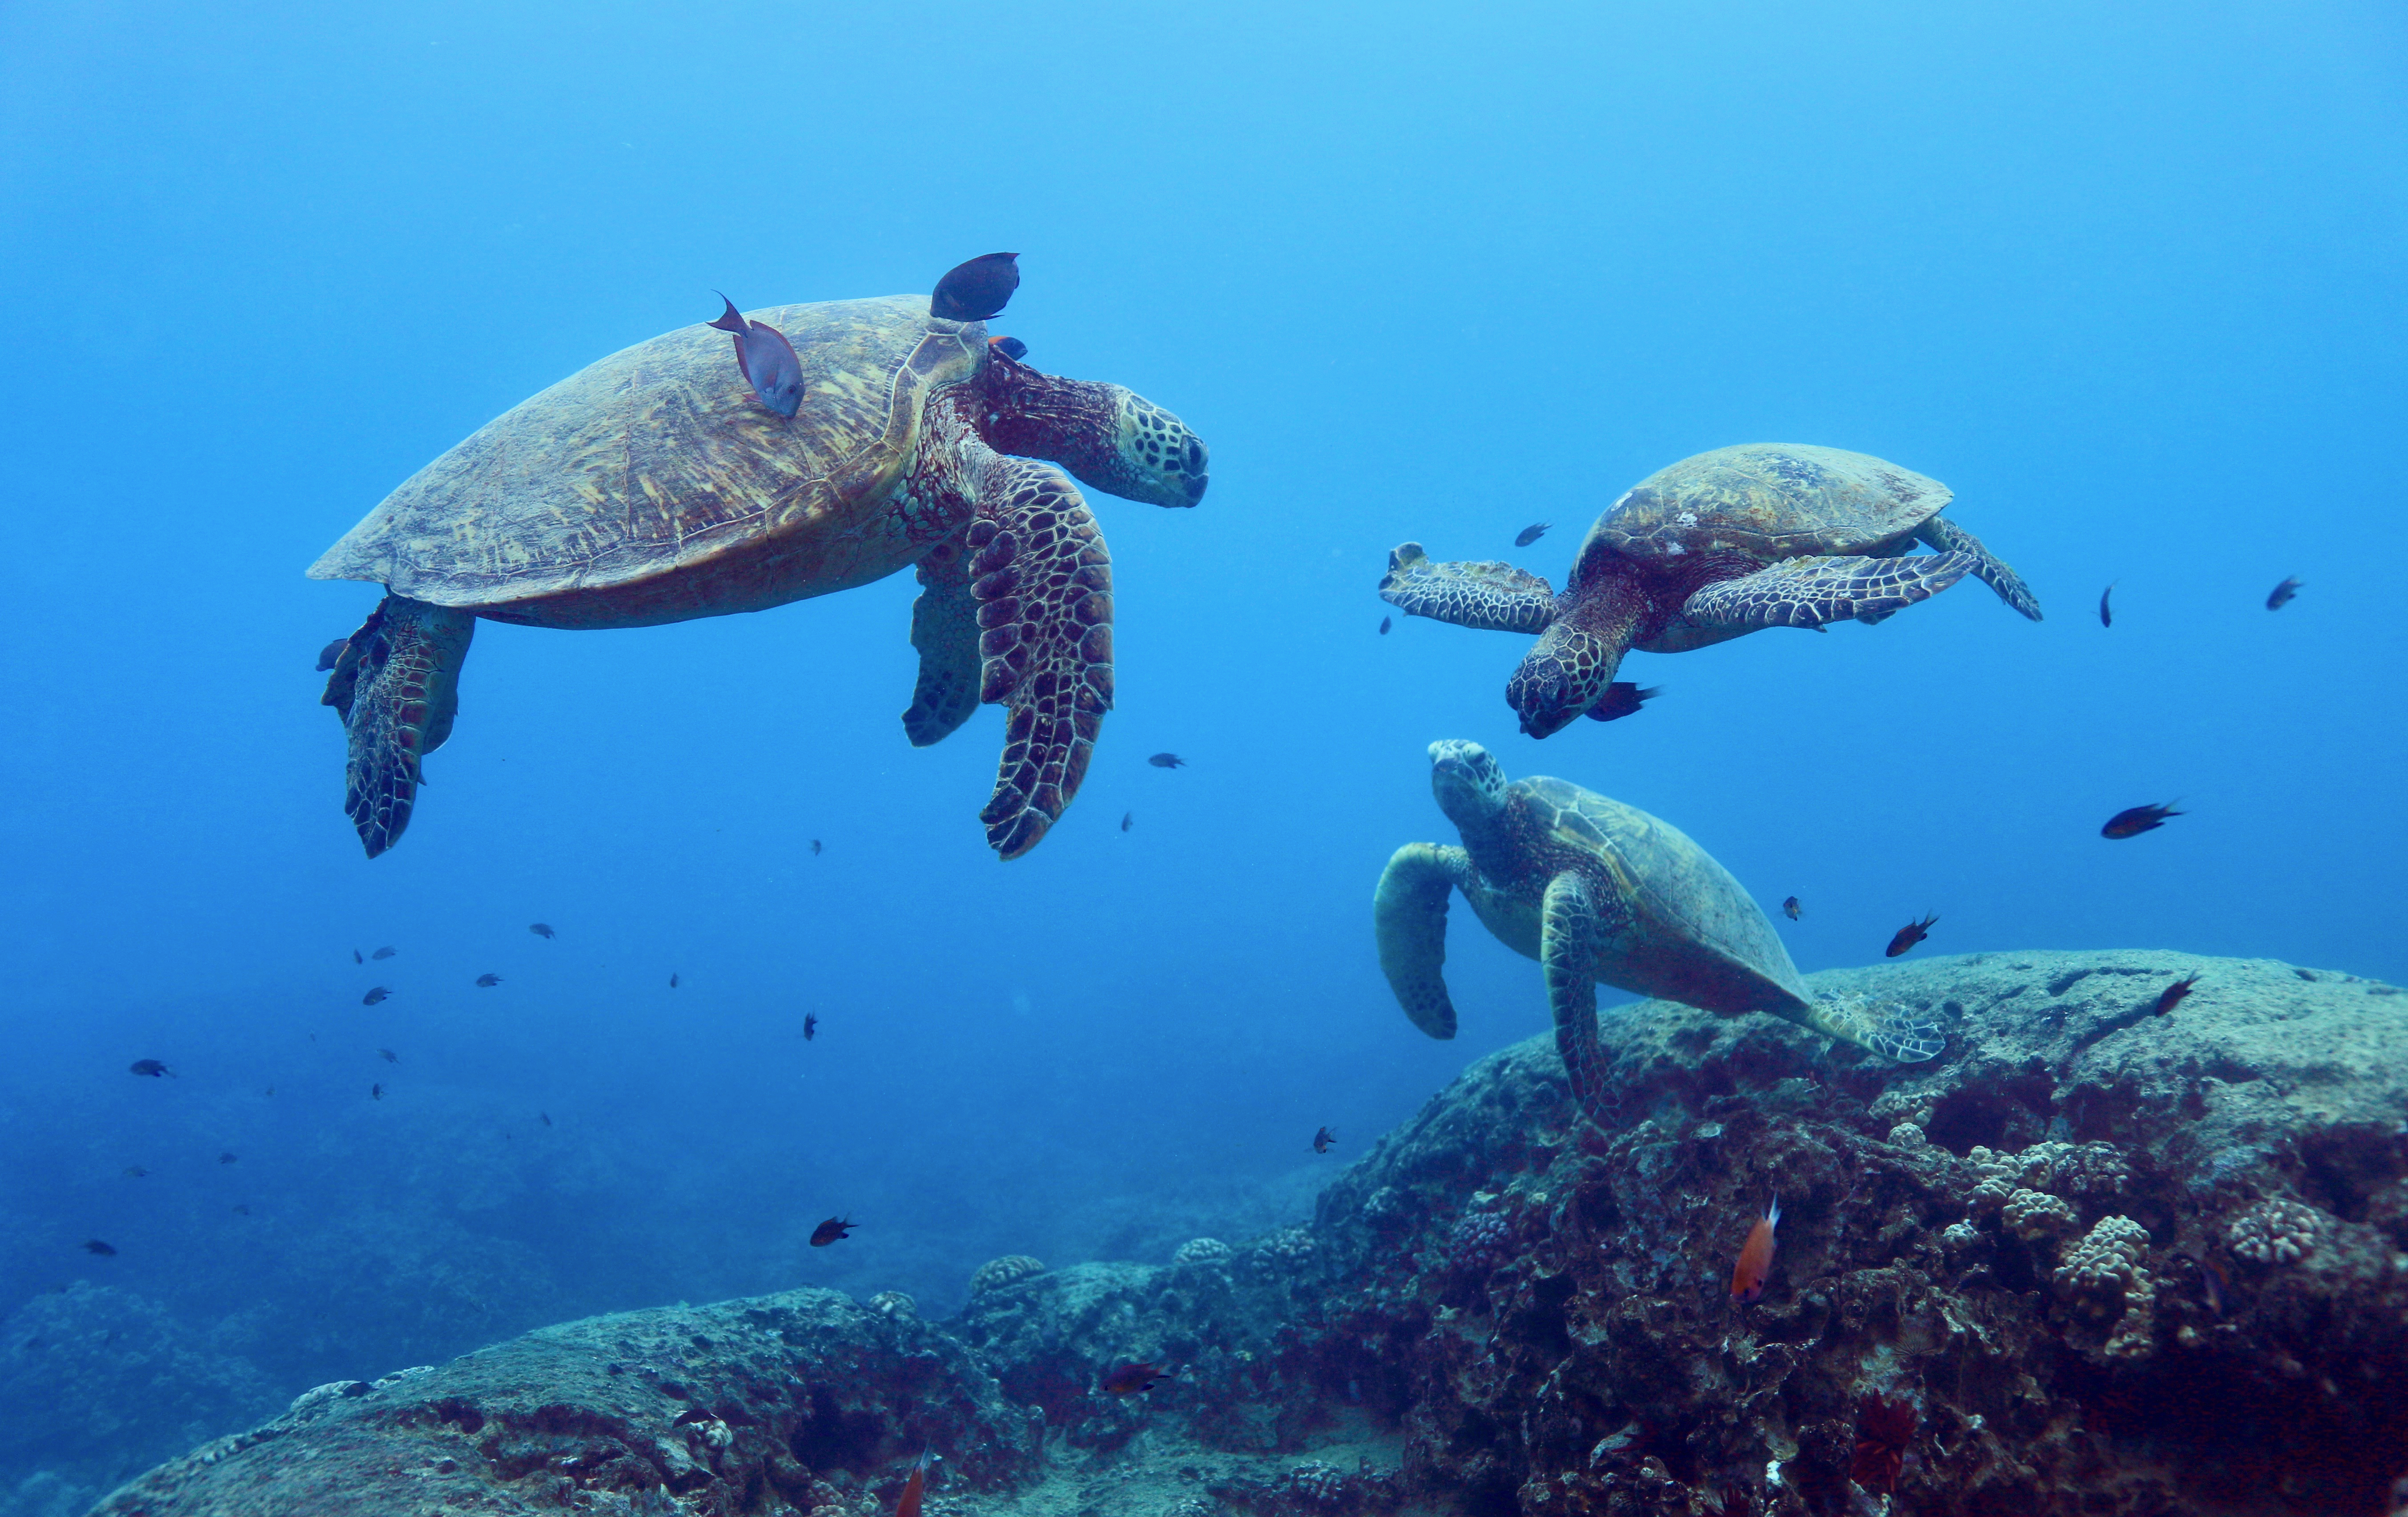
[0,0,2401,1501]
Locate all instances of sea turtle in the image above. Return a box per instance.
[1379,443,2040,737]
[310,257,1208,860]
[1374,740,1943,1126]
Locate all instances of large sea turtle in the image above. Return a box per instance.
[1379,444,2040,737]
[310,257,1208,860]
[1375,741,1942,1125]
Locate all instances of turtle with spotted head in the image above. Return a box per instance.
[1380,444,2040,736]
[1375,740,1943,1127]
[310,255,1208,860]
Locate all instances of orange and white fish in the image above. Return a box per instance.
[1729,1192,1781,1304]
[894,1447,933,1517]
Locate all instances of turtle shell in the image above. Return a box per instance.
[1588,443,1949,565]
[1516,774,1809,1011]
[308,296,985,626]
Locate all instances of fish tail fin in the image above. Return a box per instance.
[707,292,748,333]
[1768,1192,1781,1229]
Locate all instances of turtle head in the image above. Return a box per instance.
[977,357,1209,509]
[1506,575,1640,737]
[1428,740,1510,833]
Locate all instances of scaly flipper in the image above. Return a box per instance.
[965,457,1114,860]
[321,595,476,858]
[900,538,981,748]
[1374,843,1473,1038]
[1540,871,1616,1127]
[1797,991,1947,1063]
[1914,515,2043,621]
[1680,553,1977,632]
[1380,543,1557,633]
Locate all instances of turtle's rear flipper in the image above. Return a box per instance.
[901,540,981,748]
[1915,515,2043,621]
[322,595,476,858]
[1380,544,1557,633]
[1801,991,1947,1064]
[1681,553,1977,633]
[966,459,1113,861]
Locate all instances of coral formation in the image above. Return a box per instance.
[965,1255,1046,1295]
[87,951,2408,1517]
[1172,1237,1234,1265]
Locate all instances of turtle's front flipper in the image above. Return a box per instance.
[1380,544,1557,633]
[1375,843,1473,1038]
[900,539,981,747]
[1540,871,1617,1127]
[1681,553,1977,633]
[1795,990,1947,1064]
[321,595,476,858]
[964,457,1114,860]
[1914,515,2043,621]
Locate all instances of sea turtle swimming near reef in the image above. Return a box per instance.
[310,256,1208,860]
[1379,444,2040,736]
[1375,740,1943,1125]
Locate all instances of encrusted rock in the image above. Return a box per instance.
[966,1254,1047,1295]
[2228,1197,2326,1266]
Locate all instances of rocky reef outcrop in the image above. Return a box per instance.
[92,950,2408,1517]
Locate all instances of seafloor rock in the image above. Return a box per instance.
[94,950,2408,1517]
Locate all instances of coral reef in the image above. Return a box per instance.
[91,951,2408,1516]
[966,1255,1047,1296]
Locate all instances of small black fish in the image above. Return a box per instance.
[810,1216,853,1247]
[1585,682,1660,723]
[370,1083,383,1101]
[1514,522,1551,547]
[475,973,502,987]
[218,1152,237,1164]
[2266,575,2302,611]
[1379,616,1391,635]
[370,946,395,960]
[988,334,1027,362]
[669,972,680,989]
[361,986,390,1006]
[2153,973,2202,1016]
[352,949,363,965]
[810,839,823,857]
[83,1239,116,1256]
[931,252,1020,322]
[378,1048,399,1063]
[2102,802,2182,839]
[1121,811,1133,832]
[1781,897,1802,921]
[1885,913,1938,958]
[231,1204,250,1215]
[529,923,555,938]
[128,1058,173,1078]
[707,294,805,418]
[1313,1125,1337,1154]
[315,637,350,672]
[122,1166,148,1178]
[803,1013,819,1042]
[1148,752,1186,769]
[2098,582,2116,628]
[539,1111,551,1127]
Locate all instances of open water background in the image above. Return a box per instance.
[1,0,2402,1505]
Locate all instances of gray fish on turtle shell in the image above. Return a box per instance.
[707,294,806,418]
[931,253,1020,322]
[1374,741,1943,1128]
[309,258,1207,863]
[1381,445,2042,737]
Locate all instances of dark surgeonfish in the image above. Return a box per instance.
[122,1166,148,1178]
[1148,752,1186,769]
[2102,802,2182,839]
[1585,682,1659,722]
[315,637,350,672]
[1781,897,1802,921]
[803,1013,819,1041]
[989,334,1028,362]
[539,1111,552,1126]
[529,923,556,938]
[810,840,823,856]
[2153,973,2202,1016]
[84,1239,117,1256]
[475,973,502,987]
[362,986,390,1006]
[378,1048,399,1063]
[352,949,362,964]
[810,1216,853,1247]
[2266,575,2302,611]
[2098,583,2115,628]
[1515,522,1551,547]
[1121,811,1133,832]
[1313,1125,1337,1154]
[1885,914,1938,958]
[218,1152,237,1164]
[371,1083,383,1100]
[707,295,805,418]
[371,946,396,960]
[930,252,1020,321]
[128,1059,173,1078]
[669,972,680,989]
[1379,616,1391,635]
